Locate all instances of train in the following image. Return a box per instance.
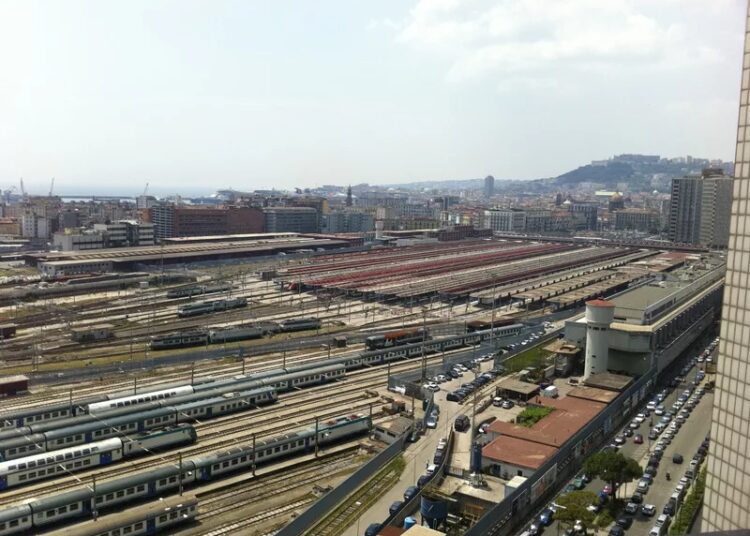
[0,386,278,461]
[0,425,196,489]
[0,323,524,433]
[365,328,429,351]
[0,415,370,535]
[0,364,348,460]
[177,297,247,318]
[149,317,321,350]
[166,282,232,299]
[11,494,199,536]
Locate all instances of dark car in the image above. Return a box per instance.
[630,492,644,504]
[447,392,461,402]
[617,517,634,529]
[404,486,419,501]
[539,508,555,526]
[673,453,684,464]
[644,465,657,477]
[389,500,403,516]
[365,523,383,536]
[663,500,676,516]
[417,474,431,488]
[609,526,625,536]
[648,430,659,440]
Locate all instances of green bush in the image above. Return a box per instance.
[516,406,555,427]
[669,467,707,535]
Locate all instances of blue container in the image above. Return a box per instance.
[470,443,483,473]
[404,517,417,529]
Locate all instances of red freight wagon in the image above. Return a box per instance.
[0,375,28,397]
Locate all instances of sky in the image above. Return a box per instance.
[0,0,745,196]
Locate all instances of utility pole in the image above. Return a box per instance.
[314,417,320,457]
[420,308,427,384]
[92,474,98,521]
[178,452,184,495]
[252,433,256,475]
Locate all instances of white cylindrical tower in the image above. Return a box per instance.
[583,299,615,380]
[375,220,384,240]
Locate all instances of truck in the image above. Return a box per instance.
[542,385,559,398]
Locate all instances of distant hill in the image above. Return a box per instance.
[553,162,634,186]
[384,155,729,192]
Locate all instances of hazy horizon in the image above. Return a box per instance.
[1,0,744,195]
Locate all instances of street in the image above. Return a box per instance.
[535,350,714,536]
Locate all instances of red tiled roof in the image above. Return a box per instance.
[488,396,607,448]
[482,435,557,470]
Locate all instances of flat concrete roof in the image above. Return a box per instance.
[496,377,540,396]
[584,372,633,391]
[610,284,674,313]
[482,435,557,470]
[567,386,620,404]
[375,416,414,435]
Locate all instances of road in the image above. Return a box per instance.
[536,346,714,536]
[342,357,500,536]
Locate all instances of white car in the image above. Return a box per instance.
[635,413,646,423]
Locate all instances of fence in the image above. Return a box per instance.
[276,433,407,536]
[464,366,657,536]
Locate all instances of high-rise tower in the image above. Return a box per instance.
[702,1,750,530]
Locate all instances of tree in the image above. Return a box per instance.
[555,491,597,531]
[583,451,642,499]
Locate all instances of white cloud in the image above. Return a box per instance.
[394,0,727,85]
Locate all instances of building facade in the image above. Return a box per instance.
[669,170,732,246]
[613,208,660,232]
[263,207,319,233]
[322,211,374,233]
[145,205,264,240]
[699,172,733,248]
[703,3,750,530]
[482,208,526,232]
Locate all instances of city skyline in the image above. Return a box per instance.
[0,0,745,194]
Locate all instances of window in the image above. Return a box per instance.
[58,506,67,514]
[159,515,167,523]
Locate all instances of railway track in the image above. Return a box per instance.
[186,449,360,536]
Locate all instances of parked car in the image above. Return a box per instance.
[502,400,514,409]
[617,517,634,529]
[672,453,684,464]
[624,502,639,514]
[641,504,657,516]
[634,434,644,444]
[539,508,555,526]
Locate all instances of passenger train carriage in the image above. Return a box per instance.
[0,415,370,535]
[0,425,196,490]
[22,495,198,536]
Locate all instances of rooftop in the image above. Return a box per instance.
[495,377,541,396]
[567,385,620,404]
[583,372,633,392]
[482,435,557,470]
[487,396,606,448]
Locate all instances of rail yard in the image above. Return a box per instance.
[0,236,722,535]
